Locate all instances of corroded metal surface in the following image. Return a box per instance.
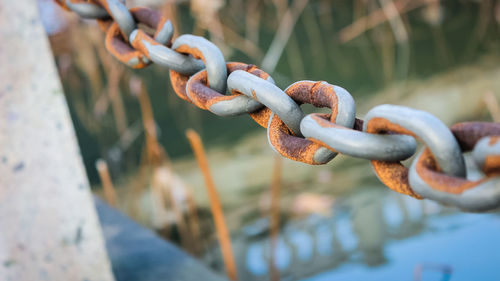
[363,105,465,198]
[131,30,203,75]
[407,123,500,211]
[266,81,355,165]
[186,62,269,116]
[301,114,417,161]
[105,7,171,68]
[0,2,114,280]
[171,35,228,94]
[473,136,500,176]
[228,70,304,136]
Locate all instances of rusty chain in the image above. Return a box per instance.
[55,0,500,212]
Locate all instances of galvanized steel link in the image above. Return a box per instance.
[105,7,170,68]
[409,148,500,212]
[185,63,273,116]
[97,0,136,38]
[227,70,304,136]
[265,81,357,165]
[301,114,417,161]
[364,104,466,178]
[472,136,500,175]
[130,30,205,75]
[173,35,228,94]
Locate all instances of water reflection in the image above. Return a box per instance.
[212,187,500,281]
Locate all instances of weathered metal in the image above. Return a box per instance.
[301,114,417,161]
[227,70,304,136]
[53,0,500,211]
[473,136,500,176]
[171,35,228,94]
[105,7,171,68]
[409,123,500,212]
[96,0,136,39]
[364,105,466,177]
[130,30,204,75]
[363,105,465,198]
[265,81,356,164]
[186,62,270,116]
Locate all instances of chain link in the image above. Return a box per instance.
[266,81,356,165]
[409,123,500,211]
[186,63,269,116]
[54,0,500,212]
[472,136,500,176]
[228,70,304,136]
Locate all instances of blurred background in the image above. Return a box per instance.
[39,0,500,280]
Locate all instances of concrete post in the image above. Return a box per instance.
[0,1,115,280]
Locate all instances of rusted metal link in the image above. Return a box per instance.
[105,7,171,68]
[450,122,500,150]
[185,62,270,116]
[130,30,204,75]
[363,105,465,198]
[301,114,417,161]
[450,122,500,176]
[265,81,356,165]
[227,70,304,136]
[169,70,192,102]
[409,122,500,212]
[169,35,227,101]
[96,0,135,39]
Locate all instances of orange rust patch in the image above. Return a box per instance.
[105,23,149,69]
[285,81,338,123]
[415,148,487,194]
[249,108,272,128]
[183,62,272,112]
[308,138,339,153]
[365,117,423,197]
[104,7,169,69]
[483,155,500,176]
[168,46,206,102]
[268,114,331,165]
[166,43,209,96]
[251,90,257,99]
[130,30,159,57]
[371,160,422,198]
[174,44,206,62]
[365,117,417,137]
[169,70,191,102]
[265,83,350,165]
[489,136,500,146]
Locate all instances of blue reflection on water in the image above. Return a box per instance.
[238,189,500,281]
[304,212,500,281]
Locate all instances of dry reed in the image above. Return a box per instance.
[186,129,238,281]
